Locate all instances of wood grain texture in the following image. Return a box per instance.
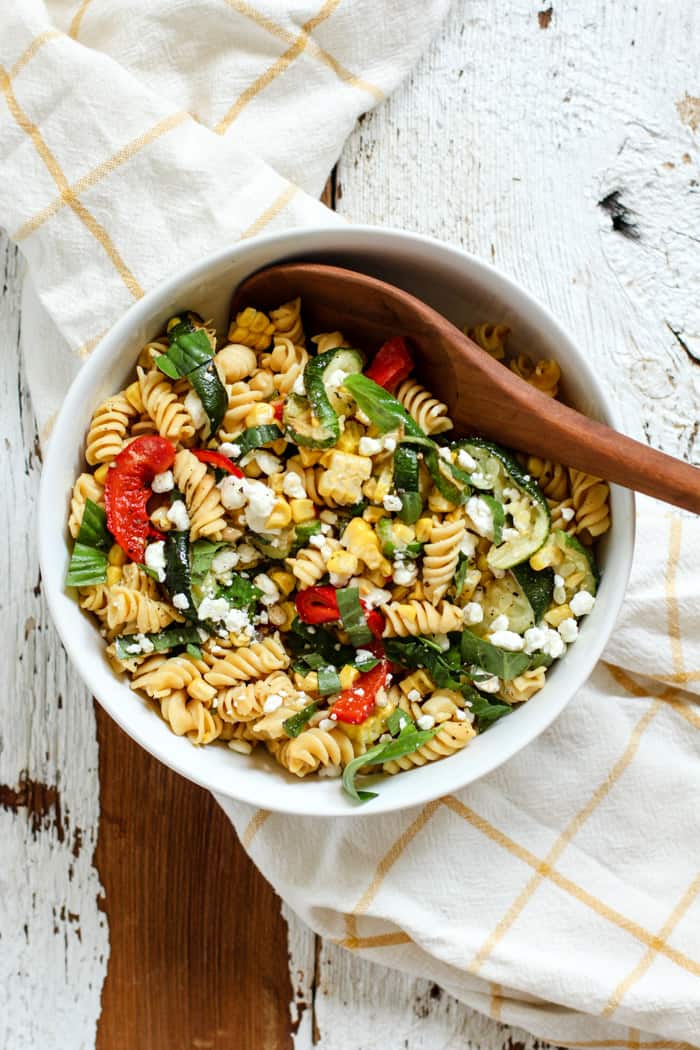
[94,706,294,1050]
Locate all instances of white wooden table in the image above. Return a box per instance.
[3,3,698,1046]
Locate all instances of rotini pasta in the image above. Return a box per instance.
[67,300,608,801]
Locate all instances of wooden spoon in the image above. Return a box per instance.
[231,262,700,514]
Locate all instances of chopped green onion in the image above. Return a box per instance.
[283,702,319,738]
[336,586,373,646]
[317,665,342,696]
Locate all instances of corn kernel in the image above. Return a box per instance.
[125,381,144,413]
[336,420,364,454]
[362,506,387,523]
[399,669,435,696]
[294,670,319,693]
[339,665,360,690]
[530,545,560,571]
[415,518,433,542]
[108,543,127,566]
[270,601,296,631]
[428,489,454,513]
[106,566,122,586]
[269,571,295,598]
[290,498,316,522]
[327,550,358,577]
[94,463,110,485]
[264,497,292,530]
[544,604,573,627]
[298,447,324,467]
[150,506,172,531]
[393,522,415,544]
[245,402,275,427]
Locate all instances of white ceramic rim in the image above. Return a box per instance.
[39,224,635,817]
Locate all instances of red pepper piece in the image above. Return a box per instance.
[192,449,244,476]
[331,661,388,724]
[364,607,385,640]
[365,336,414,391]
[272,400,284,421]
[295,585,339,625]
[105,436,175,562]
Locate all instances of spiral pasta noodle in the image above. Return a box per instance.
[395,379,452,435]
[274,727,356,777]
[173,449,227,541]
[467,322,510,359]
[85,393,137,465]
[383,720,475,774]
[270,297,305,347]
[286,539,341,588]
[509,355,561,398]
[262,336,309,395]
[520,456,570,502]
[569,469,611,542]
[218,381,264,439]
[216,670,297,723]
[204,636,289,688]
[138,367,195,445]
[312,330,347,354]
[214,343,257,383]
[132,654,216,703]
[159,690,222,745]
[69,473,104,538]
[382,600,464,637]
[422,517,465,602]
[501,667,546,704]
[106,587,183,635]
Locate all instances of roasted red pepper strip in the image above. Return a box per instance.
[331,661,388,724]
[295,586,386,638]
[105,436,175,562]
[272,399,285,421]
[192,449,244,476]
[295,585,340,625]
[365,336,414,391]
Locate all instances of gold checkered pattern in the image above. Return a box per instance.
[230,504,700,1049]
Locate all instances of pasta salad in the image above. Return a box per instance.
[66,300,610,802]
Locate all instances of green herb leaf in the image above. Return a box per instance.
[114,624,206,660]
[336,586,373,646]
[479,493,505,545]
[463,685,512,729]
[341,721,437,803]
[283,701,319,738]
[65,542,108,587]
[186,643,203,659]
[164,531,196,620]
[155,353,181,380]
[343,374,424,436]
[317,665,342,696]
[217,573,262,616]
[188,359,227,435]
[291,519,323,554]
[454,553,469,598]
[386,709,413,736]
[233,424,284,459]
[77,499,112,551]
[352,652,380,672]
[383,635,463,689]
[460,630,530,680]
[288,618,354,667]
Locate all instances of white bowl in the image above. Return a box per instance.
[39,226,635,817]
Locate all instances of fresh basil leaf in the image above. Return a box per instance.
[77,499,112,551]
[190,539,230,582]
[460,630,530,680]
[480,494,505,545]
[164,531,196,621]
[342,374,424,437]
[186,643,202,659]
[65,542,108,587]
[463,685,512,729]
[336,586,373,646]
[283,702,319,738]
[155,353,181,380]
[454,553,469,598]
[167,328,214,373]
[141,565,161,581]
[317,665,342,696]
[341,722,438,803]
[386,708,412,736]
[528,651,553,669]
[217,573,262,615]
[288,618,354,667]
[188,359,227,435]
[383,636,463,689]
[114,624,206,660]
[402,436,469,506]
[291,520,322,554]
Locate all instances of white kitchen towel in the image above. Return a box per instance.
[220,498,700,1050]
[3,4,700,1050]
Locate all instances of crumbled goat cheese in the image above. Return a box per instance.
[318,717,336,732]
[558,617,579,643]
[462,602,484,625]
[488,630,525,651]
[457,449,477,471]
[144,540,166,581]
[327,368,349,391]
[416,714,435,731]
[124,633,155,655]
[262,693,283,714]
[292,373,306,395]
[243,478,277,532]
[383,436,397,452]
[211,548,239,575]
[197,596,231,622]
[455,708,475,723]
[362,587,392,609]
[569,590,596,616]
[407,689,422,703]
[223,608,253,634]
[151,470,174,493]
[249,450,282,475]
[282,472,307,499]
[236,543,259,565]
[393,561,418,586]
[219,442,241,459]
[184,389,208,430]
[459,532,478,559]
[172,592,190,611]
[355,649,375,664]
[438,446,452,462]
[523,626,547,654]
[541,627,566,659]
[317,764,342,778]
[560,506,575,522]
[470,470,487,486]
[329,571,352,587]
[383,494,403,512]
[374,688,389,708]
[167,499,190,531]
[219,474,248,510]
[254,573,280,607]
[502,487,520,501]
[466,495,494,538]
[554,574,564,588]
[358,436,383,456]
[475,675,501,693]
[434,634,451,651]
[490,614,509,633]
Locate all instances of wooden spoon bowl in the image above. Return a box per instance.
[231,262,700,514]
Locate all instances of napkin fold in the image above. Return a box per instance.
[4,3,700,1047]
